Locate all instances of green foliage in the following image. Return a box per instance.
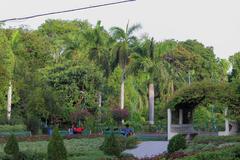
[47,128,67,160]
[25,116,41,135]
[167,81,239,111]
[125,136,138,149]
[4,134,19,156]
[0,138,109,160]
[193,106,211,131]
[0,125,26,132]
[0,19,239,135]
[100,133,122,157]
[0,30,15,108]
[167,134,186,153]
[192,135,240,145]
[179,145,240,160]
[101,133,138,157]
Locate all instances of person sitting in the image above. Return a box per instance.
[121,124,134,137]
[72,123,84,134]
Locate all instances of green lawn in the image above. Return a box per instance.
[0,137,113,160]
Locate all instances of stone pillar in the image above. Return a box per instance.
[168,109,172,140]
[179,109,183,125]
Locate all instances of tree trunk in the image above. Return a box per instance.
[7,81,12,121]
[120,68,125,110]
[149,83,154,125]
[120,80,124,109]
[98,92,102,108]
[188,71,191,85]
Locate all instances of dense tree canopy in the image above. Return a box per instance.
[0,19,238,130]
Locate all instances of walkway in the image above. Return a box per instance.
[123,141,169,159]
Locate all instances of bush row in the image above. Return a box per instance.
[192,135,240,144]
[178,144,240,160]
[0,124,26,132]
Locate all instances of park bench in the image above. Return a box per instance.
[0,131,32,137]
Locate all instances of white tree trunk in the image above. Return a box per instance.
[120,67,126,110]
[120,80,124,109]
[7,81,12,121]
[149,83,154,125]
[98,92,102,108]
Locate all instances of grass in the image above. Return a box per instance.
[0,137,113,160]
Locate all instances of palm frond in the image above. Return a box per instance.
[109,27,125,41]
[127,23,142,36]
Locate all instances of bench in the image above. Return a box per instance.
[0,131,32,137]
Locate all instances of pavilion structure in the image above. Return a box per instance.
[167,107,238,140]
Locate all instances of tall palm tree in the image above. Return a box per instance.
[129,37,156,124]
[110,22,142,110]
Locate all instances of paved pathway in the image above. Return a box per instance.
[123,141,169,159]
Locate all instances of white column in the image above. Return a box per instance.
[179,109,183,125]
[167,109,172,140]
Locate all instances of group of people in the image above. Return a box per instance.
[121,124,134,137]
[69,123,84,134]
[69,123,134,136]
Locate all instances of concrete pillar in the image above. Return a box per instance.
[168,109,172,140]
[179,109,183,125]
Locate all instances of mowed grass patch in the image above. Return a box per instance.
[0,137,113,160]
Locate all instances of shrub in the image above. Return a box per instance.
[100,133,122,157]
[47,128,67,160]
[100,132,138,157]
[4,134,19,156]
[112,108,129,124]
[70,109,91,123]
[126,136,138,149]
[25,116,41,135]
[168,134,186,153]
[0,124,26,132]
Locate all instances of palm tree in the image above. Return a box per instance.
[129,37,156,124]
[110,22,142,110]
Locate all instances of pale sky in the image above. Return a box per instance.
[1,0,240,59]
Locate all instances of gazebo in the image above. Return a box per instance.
[166,81,239,140]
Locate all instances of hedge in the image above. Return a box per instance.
[192,135,240,144]
[178,144,240,160]
[0,124,26,132]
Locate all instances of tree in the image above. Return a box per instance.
[128,37,157,124]
[47,128,67,160]
[110,22,142,110]
[4,134,19,156]
[0,30,15,120]
[229,52,240,81]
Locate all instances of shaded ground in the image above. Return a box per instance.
[124,141,168,159]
